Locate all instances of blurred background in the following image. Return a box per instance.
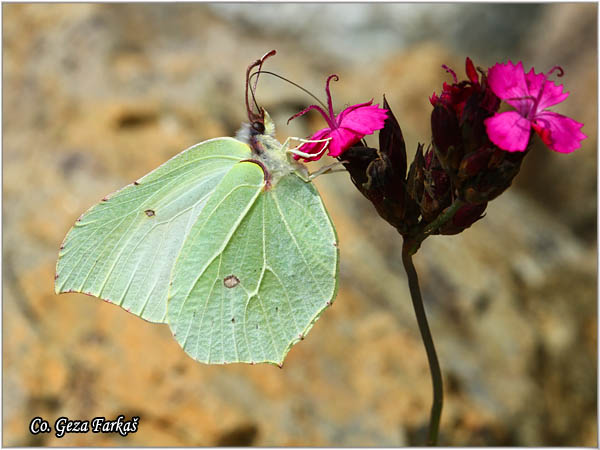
[3,3,597,446]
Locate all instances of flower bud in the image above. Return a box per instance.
[458,147,494,180]
[406,144,426,204]
[431,104,461,160]
[439,203,487,235]
[340,98,418,233]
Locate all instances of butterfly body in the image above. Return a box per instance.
[237,111,310,185]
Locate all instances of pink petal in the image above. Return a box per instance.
[487,61,532,114]
[294,128,332,161]
[524,68,569,112]
[532,111,586,153]
[328,127,363,157]
[484,111,532,152]
[487,61,528,98]
[523,67,545,98]
[336,100,374,124]
[337,103,388,135]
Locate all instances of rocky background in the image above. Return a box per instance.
[3,3,597,446]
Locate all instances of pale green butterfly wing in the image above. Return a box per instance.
[55,138,252,323]
[167,163,338,365]
[56,113,340,365]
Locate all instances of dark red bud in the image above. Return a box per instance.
[379,96,407,179]
[421,192,441,223]
[463,186,489,204]
[487,148,505,169]
[431,104,461,157]
[407,144,426,203]
[431,169,450,197]
[340,144,379,190]
[458,148,494,179]
[440,202,487,235]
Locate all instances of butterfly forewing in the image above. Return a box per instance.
[55,138,252,323]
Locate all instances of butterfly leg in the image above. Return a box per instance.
[308,162,345,180]
[281,136,330,152]
[286,137,332,160]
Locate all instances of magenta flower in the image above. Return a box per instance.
[484,61,586,153]
[288,74,388,161]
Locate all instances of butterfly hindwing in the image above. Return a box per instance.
[167,168,339,365]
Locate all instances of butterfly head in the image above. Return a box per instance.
[236,109,276,146]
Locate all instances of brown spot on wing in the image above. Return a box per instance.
[223,275,240,288]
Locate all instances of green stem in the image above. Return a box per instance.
[406,199,464,256]
[402,241,443,445]
[421,199,464,237]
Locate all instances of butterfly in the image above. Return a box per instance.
[55,51,339,366]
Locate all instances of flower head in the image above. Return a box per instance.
[484,61,586,153]
[288,75,388,161]
[423,57,528,211]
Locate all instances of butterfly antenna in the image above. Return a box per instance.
[249,70,328,110]
[252,51,274,93]
[245,50,277,126]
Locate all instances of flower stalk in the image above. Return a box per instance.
[400,198,464,446]
[402,240,443,445]
[405,198,465,256]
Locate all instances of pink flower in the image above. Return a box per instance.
[484,61,586,153]
[288,74,388,161]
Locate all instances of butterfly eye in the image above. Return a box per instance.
[251,121,265,135]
